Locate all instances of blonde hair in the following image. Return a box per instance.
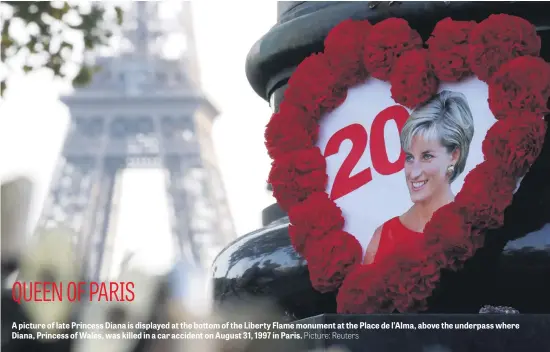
[400,90,475,182]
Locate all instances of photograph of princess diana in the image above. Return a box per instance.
[364,90,475,264]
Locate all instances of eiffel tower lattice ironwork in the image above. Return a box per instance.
[36,2,235,280]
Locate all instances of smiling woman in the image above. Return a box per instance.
[213,1,550,321]
[364,90,475,265]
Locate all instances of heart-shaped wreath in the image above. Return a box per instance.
[265,15,550,314]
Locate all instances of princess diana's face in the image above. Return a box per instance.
[404,135,454,204]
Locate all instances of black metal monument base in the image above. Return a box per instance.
[212,1,550,321]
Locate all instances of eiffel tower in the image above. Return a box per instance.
[36,2,235,281]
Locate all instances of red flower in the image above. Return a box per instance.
[426,18,476,81]
[468,14,541,82]
[385,255,440,313]
[488,56,550,120]
[324,19,372,87]
[285,53,347,116]
[268,147,327,212]
[287,192,345,253]
[483,117,547,177]
[423,204,478,268]
[266,15,547,315]
[390,49,439,109]
[454,162,516,229]
[371,237,435,313]
[363,18,423,81]
[304,230,363,292]
[264,105,319,159]
[336,264,395,314]
[288,225,310,255]
[424,204,467,245]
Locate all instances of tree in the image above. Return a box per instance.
[0,1,123,96]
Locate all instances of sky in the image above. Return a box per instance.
[0,1,278,276]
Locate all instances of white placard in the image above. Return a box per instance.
[317,77,498,254]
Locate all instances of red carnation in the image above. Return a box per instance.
[454,162,516,229]
[426,18,476,81]
[264,105,319,159]
[468,14,541,82]
[287,192,344,254]
[336,264,396,314]
[424,204,469,246]
[423,204,478,268]
[363,18,423,81]
[268,147,327,212]
[482,117,547,177]
[488,56,550,120]
[384,253,440,313]
[304,230,363,292]
[390,49,439,109]
[373,237,438,313]
[288,224,307,255]
[324,19,372,87]
[262,14,549,315]
[285,53,347,116]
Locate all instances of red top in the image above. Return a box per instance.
[373,216,424,263]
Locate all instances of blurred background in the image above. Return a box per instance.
[0,1,278,279]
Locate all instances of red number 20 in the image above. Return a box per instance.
[324,105,409,201]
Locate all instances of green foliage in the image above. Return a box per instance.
[0,1,124,96]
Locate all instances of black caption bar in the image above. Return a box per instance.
[275,314,550,352]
